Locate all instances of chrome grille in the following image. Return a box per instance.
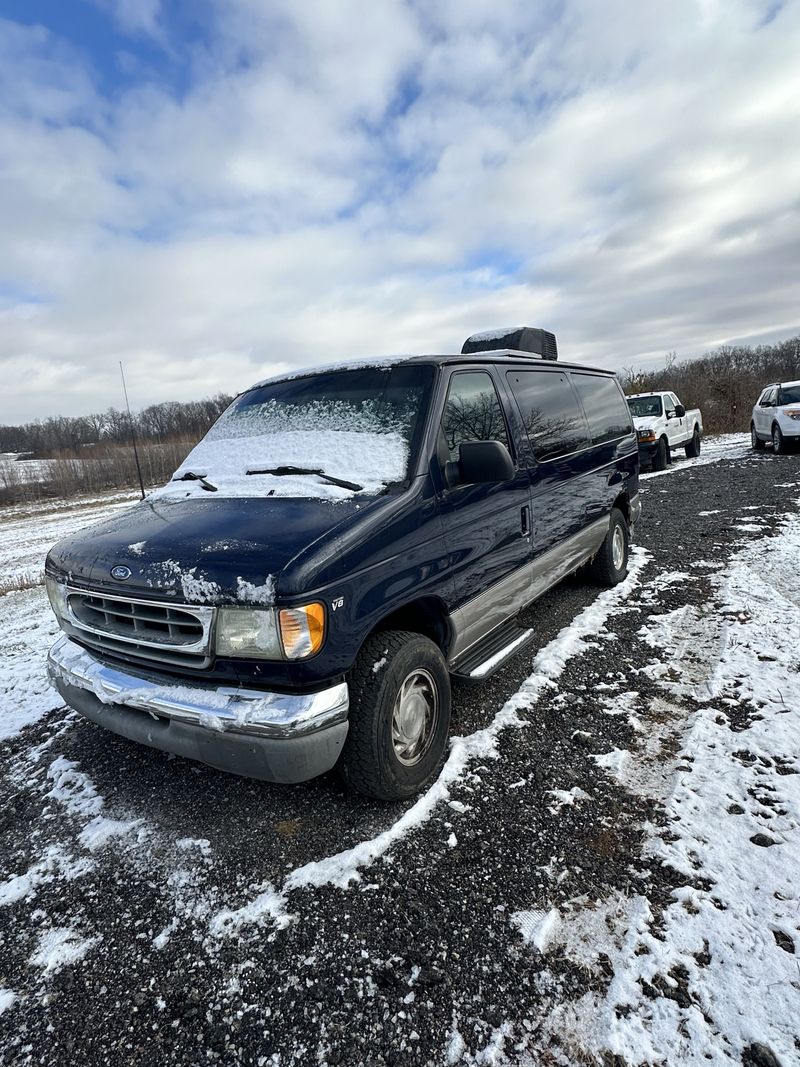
[65,589,214,670]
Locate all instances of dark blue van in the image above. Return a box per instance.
[45,328,639,799]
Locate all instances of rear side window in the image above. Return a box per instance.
[441,371,510,460]
[571,373,633,445]
[506,370,591,461]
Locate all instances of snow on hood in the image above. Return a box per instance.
[153,429,409,501]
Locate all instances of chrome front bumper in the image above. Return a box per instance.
[47,634,349,740]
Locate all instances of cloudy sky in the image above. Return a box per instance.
[1,0,798,423]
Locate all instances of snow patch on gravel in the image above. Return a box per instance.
[0,846,93,908]
[47,756,142,850]
[511,907,562,953]
[30,926,100,975]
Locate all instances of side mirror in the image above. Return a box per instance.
[457,440,515,485]
[675,404,686,417]
[761,399,773,408]
[666,410,676,419]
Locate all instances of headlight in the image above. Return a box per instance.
[637,429,656,442]
[45,576,69,623]
[215,602,326,660]
[215,608,282,659]
[784,409,800,420]
[279,604,326,659]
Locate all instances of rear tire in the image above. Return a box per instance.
[652,437,669,471]
[684,428,701,458]
[772,423,784,454]
[751,424,765,450]
[340,631,451,801]
[589,508,629,587]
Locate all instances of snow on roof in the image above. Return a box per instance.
[251,354,422,391]
[464,326,526,343]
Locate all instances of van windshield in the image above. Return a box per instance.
[157,363,434,501]
[627,395,663,418]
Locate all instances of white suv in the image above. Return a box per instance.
[751,380,800,453]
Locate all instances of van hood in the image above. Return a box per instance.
[45,494,373,604]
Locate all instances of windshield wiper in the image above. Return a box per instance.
[246,466,363,492]
[172,471,218,492]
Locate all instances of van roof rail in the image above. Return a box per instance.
[461,327,558,360]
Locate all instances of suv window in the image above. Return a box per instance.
[441,371,510,461]
[506,370,591,461]
[760,387,777,406]
[571,373,632,445]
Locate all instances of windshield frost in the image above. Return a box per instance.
[155,364,433,501]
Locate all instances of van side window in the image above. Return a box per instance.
[506,370,591,461]
[441,371,510,461]
[571,373,633,445]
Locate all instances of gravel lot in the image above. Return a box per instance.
[1,438,799,1066]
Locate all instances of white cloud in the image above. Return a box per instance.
[0,0,798,422]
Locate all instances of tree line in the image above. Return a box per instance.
[620,335,800,435]
[3,332,800,458]
[0,394,233,456]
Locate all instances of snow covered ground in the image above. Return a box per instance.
[536,502,800,1066]
[640,431,752,480]
[0,438,798,1065]
[0,493,136,737]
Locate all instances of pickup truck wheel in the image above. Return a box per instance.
[772,424,784,454]
[751,424,765,450]
[589,508,629,587]
[684,428,701,458]
[340,631,451,801]
[652,437,669,471]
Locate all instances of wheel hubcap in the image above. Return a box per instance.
[391,669,438,766]
[612,525,625,571]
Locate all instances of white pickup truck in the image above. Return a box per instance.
[626,391,703,470]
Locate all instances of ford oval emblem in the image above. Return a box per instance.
[111,565,132,581]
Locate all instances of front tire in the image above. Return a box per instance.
[589,508,629,587]
[340,631,451,800]
[751,424,765,450]
[652,437,669,471]
[684,428,701,458]
[772,423,784,454]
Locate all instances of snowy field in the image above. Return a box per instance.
[0,458,59,486]
[0,435,799,1065]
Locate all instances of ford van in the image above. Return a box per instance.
[46,328,640,799]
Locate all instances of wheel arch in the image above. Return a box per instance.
[612,491,632,525]
[362,597,453,659]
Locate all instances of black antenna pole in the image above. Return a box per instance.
[120,361,146,500]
